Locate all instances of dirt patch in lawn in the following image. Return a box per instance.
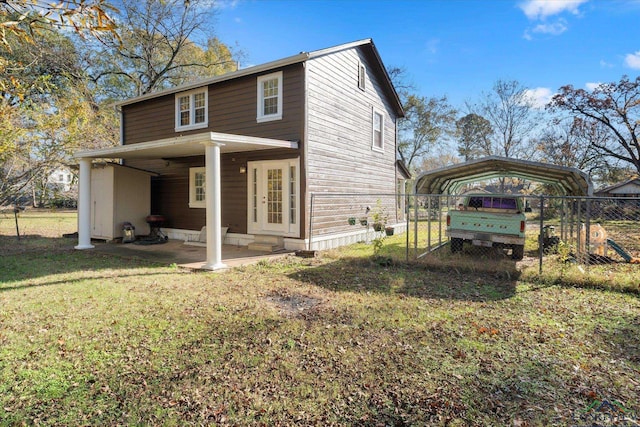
[264,290,324,318]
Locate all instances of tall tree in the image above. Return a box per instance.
[548,75,640,175]
[0,24,117,205]
[0,0,117,99]
[397,94,457,172]
[455,113,493,160]
[86,0,238,98]
[535,117,615,184]
[471,79,540,159]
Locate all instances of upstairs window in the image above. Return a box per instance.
[372,108,384,152]
[257,71,283,122]
[175,88,208,131]
[358,61,366,91]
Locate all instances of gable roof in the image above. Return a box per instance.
[595,177,640,194]
[414,156,594,196]
[115,39,404,117]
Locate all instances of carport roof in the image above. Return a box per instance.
[414,156,593,196]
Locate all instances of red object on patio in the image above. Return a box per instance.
[145,215,167,241]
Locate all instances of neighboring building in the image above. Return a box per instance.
[47,167,75,192]
[74,39,405,269]
[595,177,640,197]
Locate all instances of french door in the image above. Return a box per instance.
[247,159,299,236]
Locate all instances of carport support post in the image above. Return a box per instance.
[204,141,227,270]
[539,195,544,274]
[75,158,94,250]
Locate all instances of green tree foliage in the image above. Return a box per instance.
[0,0,117,99]
[1,0,238,206]
[548,75,640,175]
[397,95,457,172]
[0,0,117,45]
[0,21,117,205]
[455,113,493,161]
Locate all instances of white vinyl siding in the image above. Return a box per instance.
[175,88,208,131]
[256,71,283,122]
[305,47,397,196]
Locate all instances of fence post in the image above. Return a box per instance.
[584,198,591,267]
[308,194,315,251]
[414,194,419,259]
[405,192,410,262]
[539,195,544,274]
[427,195,432,252]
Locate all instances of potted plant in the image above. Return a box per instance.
[371,199,388,232]
[359,217,368,226]
[385,226,394,236]
[348,217,356,225]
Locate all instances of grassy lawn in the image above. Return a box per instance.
[1,210,639,425]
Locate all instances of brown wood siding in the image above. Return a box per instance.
[305,47,399,224]
[126,149,300,234]
[122,64,305,145]
[122,63,307,236]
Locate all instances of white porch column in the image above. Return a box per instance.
[203,142,227,270]
[75,158,94,250]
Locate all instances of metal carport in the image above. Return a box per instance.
[414,156,593,196]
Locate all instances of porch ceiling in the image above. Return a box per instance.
[75,132,298,160]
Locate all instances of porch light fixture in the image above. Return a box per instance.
[239,166,247,174]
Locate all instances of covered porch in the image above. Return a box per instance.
[91,239,293,270]
[74,131,299,270]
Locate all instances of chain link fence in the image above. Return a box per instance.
[309,193,640,285]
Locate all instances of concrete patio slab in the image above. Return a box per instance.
[91,239,293,271]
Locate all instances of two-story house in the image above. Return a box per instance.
[74,39,405,269]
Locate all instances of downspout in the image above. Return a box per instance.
[117,105,124,165]
[303,60,310,248]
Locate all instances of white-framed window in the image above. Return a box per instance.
[175,88,208,131]
[372,108,384,152]
[358,61,366,91]
[189,167,206,208]
[256,71,283,122]
[289,165,296,225]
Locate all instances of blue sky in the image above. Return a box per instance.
[214,0,640,109]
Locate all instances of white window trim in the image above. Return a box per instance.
[358,61,366,91]
[175,88,208,132]
[189,167,206,208]
[372,107,385,153]
[247,158,300,237]
[256,71,283,123]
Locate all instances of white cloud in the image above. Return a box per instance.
[624,51,640,69]
[216,0,240,9]
[585,82,602,91]
[519,0,588,20]
[524,87,554,108]
[599,60,614,68]
[531,20,568,35]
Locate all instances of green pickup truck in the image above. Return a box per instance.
[446,194,526,260]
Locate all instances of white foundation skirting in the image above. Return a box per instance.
[309,222,407,251]
[164,223,407,252]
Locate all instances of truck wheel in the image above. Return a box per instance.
[512,245,524,260]
[451,238,463,253]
